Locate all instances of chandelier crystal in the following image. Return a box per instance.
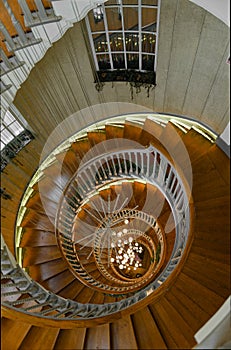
[111,235,143,271]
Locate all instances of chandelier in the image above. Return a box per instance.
[110,229,143,272]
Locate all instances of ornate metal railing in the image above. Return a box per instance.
[55,145,189,294]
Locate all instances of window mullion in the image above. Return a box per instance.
[120,3,127,69]
[138,0,142,71]
[85,16,99,71]
[154,0,161,72]
[103,5,113,70]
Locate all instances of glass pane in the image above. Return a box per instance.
[142,33,156,53]
[88,9,105,32]
[1,141,6,150]
[142,7,157,32]
[8,120,24,136]
[112,53,125,69]
[127,53,139,69]
[142,54,154,71]
[123,0,138,4]
[93,34,108,53]
[4,110,15,126]
[105,0,118,5]
[142,0,158,5]
[106,7,122,31]
[125,33,139,51]
[1,128,14,144]
[110,32,124,51]
[97,54,111,70]
[123,7,138,31]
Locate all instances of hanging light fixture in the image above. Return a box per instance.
[93,4,104,23]
[111,236,143,271]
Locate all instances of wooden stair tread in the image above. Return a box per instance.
[105,124,124,139]
[23,246,62,267]
[148,304,179,350]
[1,317,31,350]
[55,148,80,175]
[87,131,107,147]
[19,325,59,350]
[150,300,194,349]
[110,315,138,350]
[164,291,203,333]
[207,144,230,185]
[132,307,167,349]
[139,118,164,147]
[123,121,143,141]
[58,279,85,300]
[174,273,225,315]
[20,230,57,247]
[84,324,110,350]
[41,269,76,294]
[182,265,230,298]
[27,258,68,282]
[179,128,213,164]
[54,328,86,350]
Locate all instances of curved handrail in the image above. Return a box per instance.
[56,145,189,290]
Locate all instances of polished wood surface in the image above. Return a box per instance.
[1,118,230,349]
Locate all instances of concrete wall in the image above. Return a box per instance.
[13,0,230,151]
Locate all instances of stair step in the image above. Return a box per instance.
[182,265,230,299]
[54,328,86,350]
[22,246,62,267]
[58,279,85,300]
[207,144,229,185]
[105,124,124,139]
[111,315,138,350]
[27,258,68,282]
[19,325,59,350]
[74,285,96,304]
[87,131,107,147]
[89,291,105,304]
[1,317,32,349]
[149,303,179,349]
[132,307,167,349]
[19,229,57,247]
[71,138,91,159]
[84,324,110,350]
[151,298,196,348]
[139,118,164,147]
[180,128,213,164]
[123,120,143,141]
[175,273,225,316]
[41,269,76,294]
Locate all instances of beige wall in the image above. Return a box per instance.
[13,0,229,151]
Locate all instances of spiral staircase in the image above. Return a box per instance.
[1,115,230,349]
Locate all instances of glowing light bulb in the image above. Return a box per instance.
[124,219,129,225]
[123,228,128,234]
[111,257,115,262]
[119,264,123,269]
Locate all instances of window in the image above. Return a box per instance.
[1,109,25,150]
[1,105,34,171]
[86,0,160,72]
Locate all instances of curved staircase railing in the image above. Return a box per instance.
[1,133,193,323]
